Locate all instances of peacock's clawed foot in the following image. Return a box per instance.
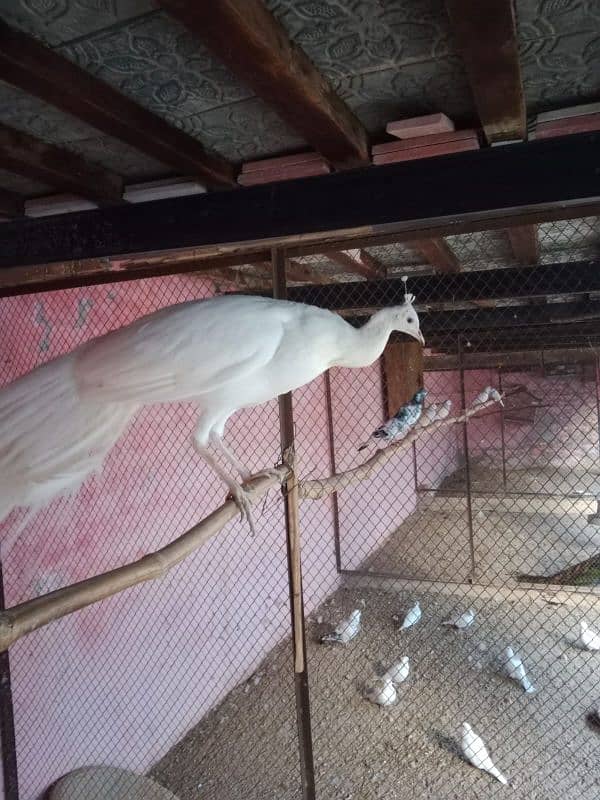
[226,483,257,536]
[244,467,282,484]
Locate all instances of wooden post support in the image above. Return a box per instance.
[383,338,424,416]
[272,248,316,800]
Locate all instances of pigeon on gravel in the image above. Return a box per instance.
[399,601,421,630]
[364,675,397,706]
[573,620,600,651]
[383,656,410,685]
[461,723,508,785]
[442,609,475,629]
[320,609,362,645]
[503,646,536,694]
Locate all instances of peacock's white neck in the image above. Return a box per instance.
[333,309,396,368]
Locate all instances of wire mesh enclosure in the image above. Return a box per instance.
[1,217,600,800]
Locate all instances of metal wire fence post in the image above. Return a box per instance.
[459,336,477,583]
[272,248,316,800]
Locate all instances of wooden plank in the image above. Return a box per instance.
[445,0,526,142]
[386,113,455,139]
[0,20,234,188]
[534,113,600,140]
[372,129,477,155]
[407,238,460,273]
[383,340,423,415]
[158,0,369,169]
[0,133,597,270]
[507,224,539,264]
[372,137,478,164]
[0,188,23,218]
[324,249,386,279]
[252,258,330,284]
[0,122,123,205]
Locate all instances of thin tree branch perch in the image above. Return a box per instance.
[0,397,503,652]
[0,467,289,652]
[298,397,503,499]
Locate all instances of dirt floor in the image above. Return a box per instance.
[151,466,600,800]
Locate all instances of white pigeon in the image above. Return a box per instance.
[461,723,509,785]
[320,609,362,645]
[472,387,490,406]
[399,601,421,630]
[503,646,536,693]
[442,608,475,629]
[488,387,504,405]
[364,675,397,706]
[574,620,600,651]
[420,404,438,427]
[383,656,410,685]
[435,399,452,420]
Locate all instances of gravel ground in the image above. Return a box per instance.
[151,467,600,800]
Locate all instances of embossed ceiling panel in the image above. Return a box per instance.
[0,1,157,47]
[266,0,475,128]
[517,0,600,113]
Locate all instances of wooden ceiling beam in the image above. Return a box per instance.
[158,0,369,169]
[324,249,386,279]
[252,258,330,284]
[0,20,234,188]
[0,122,124,206]
[445,0,526,142]
[0,133,597,272]
[407,237,459,273]
[507,224,539,265]
[0,187,23,218]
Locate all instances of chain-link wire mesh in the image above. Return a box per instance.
[0,217,600,800]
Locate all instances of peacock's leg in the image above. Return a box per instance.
[210,433,253,482]
[194,445,257,536]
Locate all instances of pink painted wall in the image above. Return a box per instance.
[0,279,461,798]
[0,277,342,800]
[468,369,599,472]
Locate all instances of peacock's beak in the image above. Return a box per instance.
[413,330,425,345]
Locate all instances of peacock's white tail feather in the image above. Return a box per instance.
[0,351,137,529]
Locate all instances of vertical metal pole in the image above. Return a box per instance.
[272,248,316,800]
[498,368,508,492]
[458,337,476,583]
[0,560,19,800]
[324,371,342,573]
[594,356,600,466]
[412,442,419,494]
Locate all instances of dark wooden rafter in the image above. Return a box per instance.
[407,238,459,273]
[383,340,423,415]
[252,259,331,284]
[507,224,539,265]
[0,133,597,274]
[324,249,386,279]
[0,122,123,206]
[445,0,526,142]
[0,20,234,188]
[287,260,600,310]
[158,0,369,169]
[0,188,23,218]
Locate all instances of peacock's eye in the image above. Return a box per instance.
[407,316,414,323]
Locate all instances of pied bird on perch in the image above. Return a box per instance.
[0,294,423,536]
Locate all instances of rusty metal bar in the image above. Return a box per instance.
[0,559,19,800]
[459,338,477,582]
[272,248,316,800]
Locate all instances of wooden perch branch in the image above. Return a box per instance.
[0,467,289,652]
[298,397,503,499]
[0,396,503,652]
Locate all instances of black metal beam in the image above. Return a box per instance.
[420,300,600,334]
[0,132,598,269]
[288,260,600,309]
